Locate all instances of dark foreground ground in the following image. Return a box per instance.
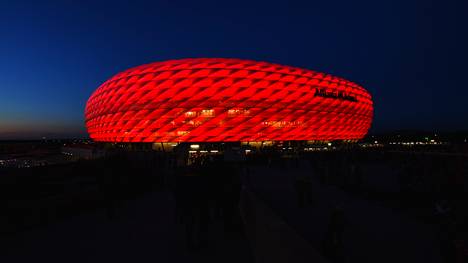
[1,190,253,263]
[249,163,443,263]
[1,148,467,262]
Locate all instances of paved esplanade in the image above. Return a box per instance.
[2,191,252,263]
[247,161,443,263]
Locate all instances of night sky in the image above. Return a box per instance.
[1,0,467,139]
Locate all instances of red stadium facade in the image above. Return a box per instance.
[85,58,373,142]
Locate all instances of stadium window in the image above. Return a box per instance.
[201,109,214,117]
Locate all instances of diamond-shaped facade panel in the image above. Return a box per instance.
[85,58,373,142]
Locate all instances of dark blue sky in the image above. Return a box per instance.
[0,0,467,139]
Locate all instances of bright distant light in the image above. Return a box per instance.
[190,144,200,149]
[430,139,435,143]
[188,150,197,153]
[327,142,332,146]
[374,141,378,144]
[210,150,219,153]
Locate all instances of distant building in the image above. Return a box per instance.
[85,58,373,143]
[61,145,104,160]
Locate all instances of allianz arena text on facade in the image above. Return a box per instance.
[85,58,373,142]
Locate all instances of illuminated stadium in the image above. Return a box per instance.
[85,58,373,143]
